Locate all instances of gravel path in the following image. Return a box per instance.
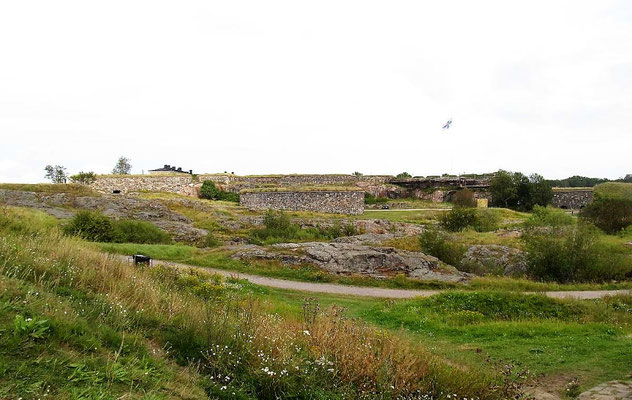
[145,258,631,300]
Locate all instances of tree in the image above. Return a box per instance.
[581,197,632,234]
[352,171,363,176]
[623,174,632,183]
[490,170,552,211]
[396,172,412,179]
[70,171,96,185]
[112,157,132,175]
[528,174,553,208]
[44,165,68,184]
[490,170,517,208]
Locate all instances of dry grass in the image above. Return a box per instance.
[0,205,511,398]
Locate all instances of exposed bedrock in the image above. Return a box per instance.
[231,240,470,282]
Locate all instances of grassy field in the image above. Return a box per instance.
[251,287,632,396]
[594,182,632,200]
[0,205,513,399]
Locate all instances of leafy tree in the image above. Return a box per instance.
[528,174,553,208]
[112,157,132,175]
[352,171,363,176]
[490,170,517,208]
[623,174,632,183]
[69,171,96,185]
[44,165,68,184]
[396,172,412,179]
[490,170,552,211]
[581,197,632,234]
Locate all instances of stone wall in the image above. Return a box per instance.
[197,174,392,194]
[240,190,365,215]
[552,189,594,209]
[90,175,195,196]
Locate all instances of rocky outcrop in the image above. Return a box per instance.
[0,189,207,243]
[232,241,470,282]
[462,245,526,276]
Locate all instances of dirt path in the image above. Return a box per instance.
[143,258,631,300]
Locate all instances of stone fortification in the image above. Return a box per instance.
[198,174,393,195]
[552,189,594,209]
[240,189,365,215]
[89,175,196,196]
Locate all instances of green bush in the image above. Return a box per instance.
[200,180,239,202]
[524,205,574,228]
[451,189,477,208]
[418,228,466,267]
[69,171,96,185]
[472,209,501,232]
[364,193,388,204]
[112,219,171,244]
[581,197,632,234]
[63,211,115,242]
[250,210,357,244]
[440,206,477,232]
[64,211,171,244]
[522,223,630,282]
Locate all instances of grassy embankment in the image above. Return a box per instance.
[0,205,513,399]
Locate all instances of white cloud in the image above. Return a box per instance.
[0,0,630,182]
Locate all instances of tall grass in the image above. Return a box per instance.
[0,205,512,399]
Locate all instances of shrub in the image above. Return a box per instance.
[364,193,388,204]
[581,197,632,234]
[524,205,574,228]
[63,211,115,242]
[522,223,630,282]
[452,189,477,208]
[200,180,239,202]
[64,211,171,244]
[112,219,171,244]
[396,172,412,179]
[473,209,501,232]
[69,171,97,185]
[418,228,466,267]
[250,210,358,244]
[440,206,477,232]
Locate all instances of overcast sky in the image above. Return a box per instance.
[1,1,630,183]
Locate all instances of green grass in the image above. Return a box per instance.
[95,242,632,291]
[0,205,513,399]
[357,291,632,393]
[594,182,632,200]
[0,183,95,195]
[236,287,632,395]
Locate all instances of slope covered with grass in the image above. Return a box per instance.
[0,205,516,399]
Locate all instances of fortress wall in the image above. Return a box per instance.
[197,174,392,193]
[90,175,195,195]
[552,189,594,209]
[240,190,365,215]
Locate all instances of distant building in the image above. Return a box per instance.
[149,164,193,175]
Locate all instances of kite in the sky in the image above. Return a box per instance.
[442,119,452,129]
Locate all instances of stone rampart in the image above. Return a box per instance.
[240,190,365,215]
[552,189,594,209]
[197,174,392,194]
[90,175,195,196]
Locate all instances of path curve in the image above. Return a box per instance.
[141,258,631,300]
